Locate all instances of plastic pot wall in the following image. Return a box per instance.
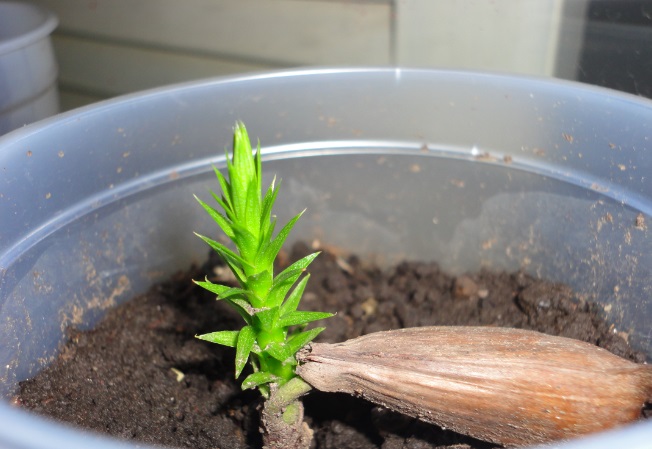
[0,69,651,449]
[0,0,59,135]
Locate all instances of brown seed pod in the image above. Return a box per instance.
[296,326,652,446]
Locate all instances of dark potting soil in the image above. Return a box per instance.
[16,242,648,449]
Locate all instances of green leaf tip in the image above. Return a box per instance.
[196,330,239,347]
[242,372,280,391]
[235,325,256,378]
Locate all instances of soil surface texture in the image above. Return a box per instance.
[16,242,648,449]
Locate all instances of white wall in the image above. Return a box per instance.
[395,0,587,79]
[31,0,586,110]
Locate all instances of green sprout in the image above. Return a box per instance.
[194,122,332,398]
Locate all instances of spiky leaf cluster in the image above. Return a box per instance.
[194,122,332,396]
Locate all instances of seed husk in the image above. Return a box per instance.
[296,326,652,446]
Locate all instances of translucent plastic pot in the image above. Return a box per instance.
[0,68,651,449]
[0,0,58,135]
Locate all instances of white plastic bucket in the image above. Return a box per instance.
[0,1,58,135]
[0,68,651,448]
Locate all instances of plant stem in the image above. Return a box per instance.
[261,377,313,449]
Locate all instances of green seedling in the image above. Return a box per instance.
[194,122,331,448]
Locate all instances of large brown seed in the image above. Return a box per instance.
[296,326,652,446]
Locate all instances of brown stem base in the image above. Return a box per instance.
[260,378,313,449]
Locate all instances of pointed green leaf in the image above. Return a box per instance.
[230,123,255,220]
[225,152,246,222]
[265,341,294,363]
[241,371,279,391]
[194,233,254,272]
[274,267,305,288]
[261,178,279,220]
[251,359,269,399]
[261,216,277,248]
[255,141,263,196]
[257,211,304,269]
[246,271,272,307]
[249,269,272,286]
[196,330,239,347]
[279,252,320,279]
[279,311,334,328]
[266,269,302,309]
[258,383,270,399]
[194,195,234,240]
[280,274,311,316]
[231,221,259,263]
[210,190,236,222]
[217,287,250,301]
[193,278,231,296]
[235,325,256,378]
[260,177,279,235]
[226,296,254,313]
[287,327,326,355]
[224,298,253,325]
[267,252,319,308]
[267,267,308,307]
[233,122,255,179]
[212,166,233,210]
[196,194,233,235]
[254,306,280,330]
[243,177,261,237]
[223,259,247,287]
[193,279,249,301]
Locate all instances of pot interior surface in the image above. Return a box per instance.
[0,69,651,448]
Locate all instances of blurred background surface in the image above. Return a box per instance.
[25,0,652,111]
